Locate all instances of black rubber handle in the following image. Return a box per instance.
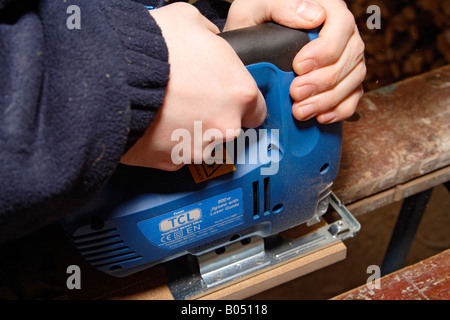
[219,22,311,72]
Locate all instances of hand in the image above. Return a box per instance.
[120,3,266,170]
[224,0,366,124]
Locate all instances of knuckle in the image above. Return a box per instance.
[324,68,341,88]
[340,8,356,30]
[357,84,365,98]
[339,11,357,41]
[335,103,357,122]
[357,37,366,57]
[343,105,358,119]
[345,10,356,26]
[233,81,259,106]
[338,110,355,122]
[222,120,242,139]
[319,41,341,63]
[361,63,367,80]
[319,39,346,65]
[243,110,266,129]
[256,107,267,126]
[357,62,367,84]
[353,37,366,63]
[339,0,348,8]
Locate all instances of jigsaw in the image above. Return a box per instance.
[61,23,360,291]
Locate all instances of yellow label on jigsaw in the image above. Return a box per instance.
[188,145,235,183]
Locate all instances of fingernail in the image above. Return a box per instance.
[296,59,317,75]
[295,84,315,101]
[297,104,316,120]
[317,112,337,123]
[296,0,324,23]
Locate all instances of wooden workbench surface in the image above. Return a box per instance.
[334,64,450,215]
[333,249,450,300]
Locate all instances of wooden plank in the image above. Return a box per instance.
[392,166,450,201]
[333,249,450,300]
[107,275,175,300]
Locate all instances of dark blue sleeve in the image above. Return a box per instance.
[0,0,169,243]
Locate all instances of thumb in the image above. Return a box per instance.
[270,0,325,29]
[224,0,325,32]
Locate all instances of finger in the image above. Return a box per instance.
[241,90,267,129]
[269,0,326,29]
[290,29,365,101]
[293,0,356,75]
[224,0,325,31]
[292,60,366,120]
[316,85,364,123]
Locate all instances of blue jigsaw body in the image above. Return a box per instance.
[61,24,342,277]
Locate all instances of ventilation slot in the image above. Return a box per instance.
[264,177,270,214]
[253,177,272,218]
[71,228,142,269]
[253,181,259,218]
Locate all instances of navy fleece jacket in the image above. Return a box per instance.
[0,0,171,244]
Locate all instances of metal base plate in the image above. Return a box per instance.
[164,192,360,300]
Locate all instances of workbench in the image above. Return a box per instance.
[334,64,450,277]
[1,65,448,300]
